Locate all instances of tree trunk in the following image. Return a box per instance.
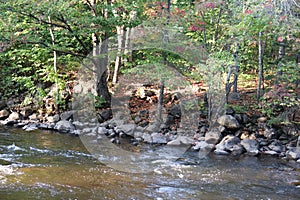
[95,34,111,107]
[90,0,111,107]
[156,80,164,124]
[276,41,285,84]
[48,16,59,112]
[112,25,125,84]
[257,32,264,101]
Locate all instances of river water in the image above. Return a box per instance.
[0,126,299,200]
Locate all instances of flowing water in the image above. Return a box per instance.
[0,126,299,200]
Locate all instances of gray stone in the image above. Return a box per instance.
[54,120,75,133]
[145,122,160,133]
[151,132,168,144]
[97,109,112,123]
[286,147,300,160]
[263,127,280,139]
[118,123,136,136]
[0,109,9,120]
[46,114,60,123]
[192,141,214,151]
[97,127,108,135]
[214,149,230,155]
[142,133,152,143]
[263,150,279,156]
[7,112,20,121]
[205,129,221,144]
[268,140,285,153]
[241,139,259,156]
[215,135,242,155]
[23,123,39,131]
[28,113,39,121]
[134,131,144,139]
[60,111,74,121]
[167,136,193,145]
[20,109,34,118]
[217,115,240,129]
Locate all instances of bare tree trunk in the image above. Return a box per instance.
[124,27,133,63]
[48,16,59,112]
[112,25,125,84]
[276,41,285,84]
[156,80,164,124]
[257,32,264,101]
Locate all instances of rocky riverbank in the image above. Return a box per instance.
[1,103,300,163]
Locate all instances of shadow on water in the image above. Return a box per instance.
[0,127,299,200]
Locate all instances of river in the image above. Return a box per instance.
[0,126,299,200]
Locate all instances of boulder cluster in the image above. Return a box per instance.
[0,89,299,162]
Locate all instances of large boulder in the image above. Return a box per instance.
[0,109,10,120]
[60,111,75,121]
[54,120,75,134]
[151,132,168,144]
[118,123,136,136]
[217,115,240,129]
[205,128,222,144]
[215,135,243,155]
[241,139,259,156]
[286,147,300,160]
[7,112,21,121]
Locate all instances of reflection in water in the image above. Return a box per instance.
[0,127,299,200]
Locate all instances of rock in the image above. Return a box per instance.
[97,127,108,135]
[217,115,240,129]
[268,140,285,153]
[23,123,39,131]
[118,123,136,136]
[199,126,207,134]
[97,109,112,123]
[60,111,74,121]
[215,135,243,155]
[192,141,214,151]
[169,104,181,118]
[54,120,75,134]
[214,149,230,155]
[7,112,21,121]
[216,135,239,149]
[286,147,300,160]
[263,127,280,139]
[1,120,17,126]
[20,108,34,118]
[257,117,268,123]
[28,113,39,121]
[46,114,60,123]
[263,150,279,156]
[242,114,249,124]
[142,133,152,143]
[0,100,6,110]
[241,139,259,156]
[151,132,168,144]
[134,131,144,139]
[167,136,193,145]
[234,114,242,123]
[145,122,160,133]
[205,128,221,144]
[226,107,235,115]
[0,109,10,120]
